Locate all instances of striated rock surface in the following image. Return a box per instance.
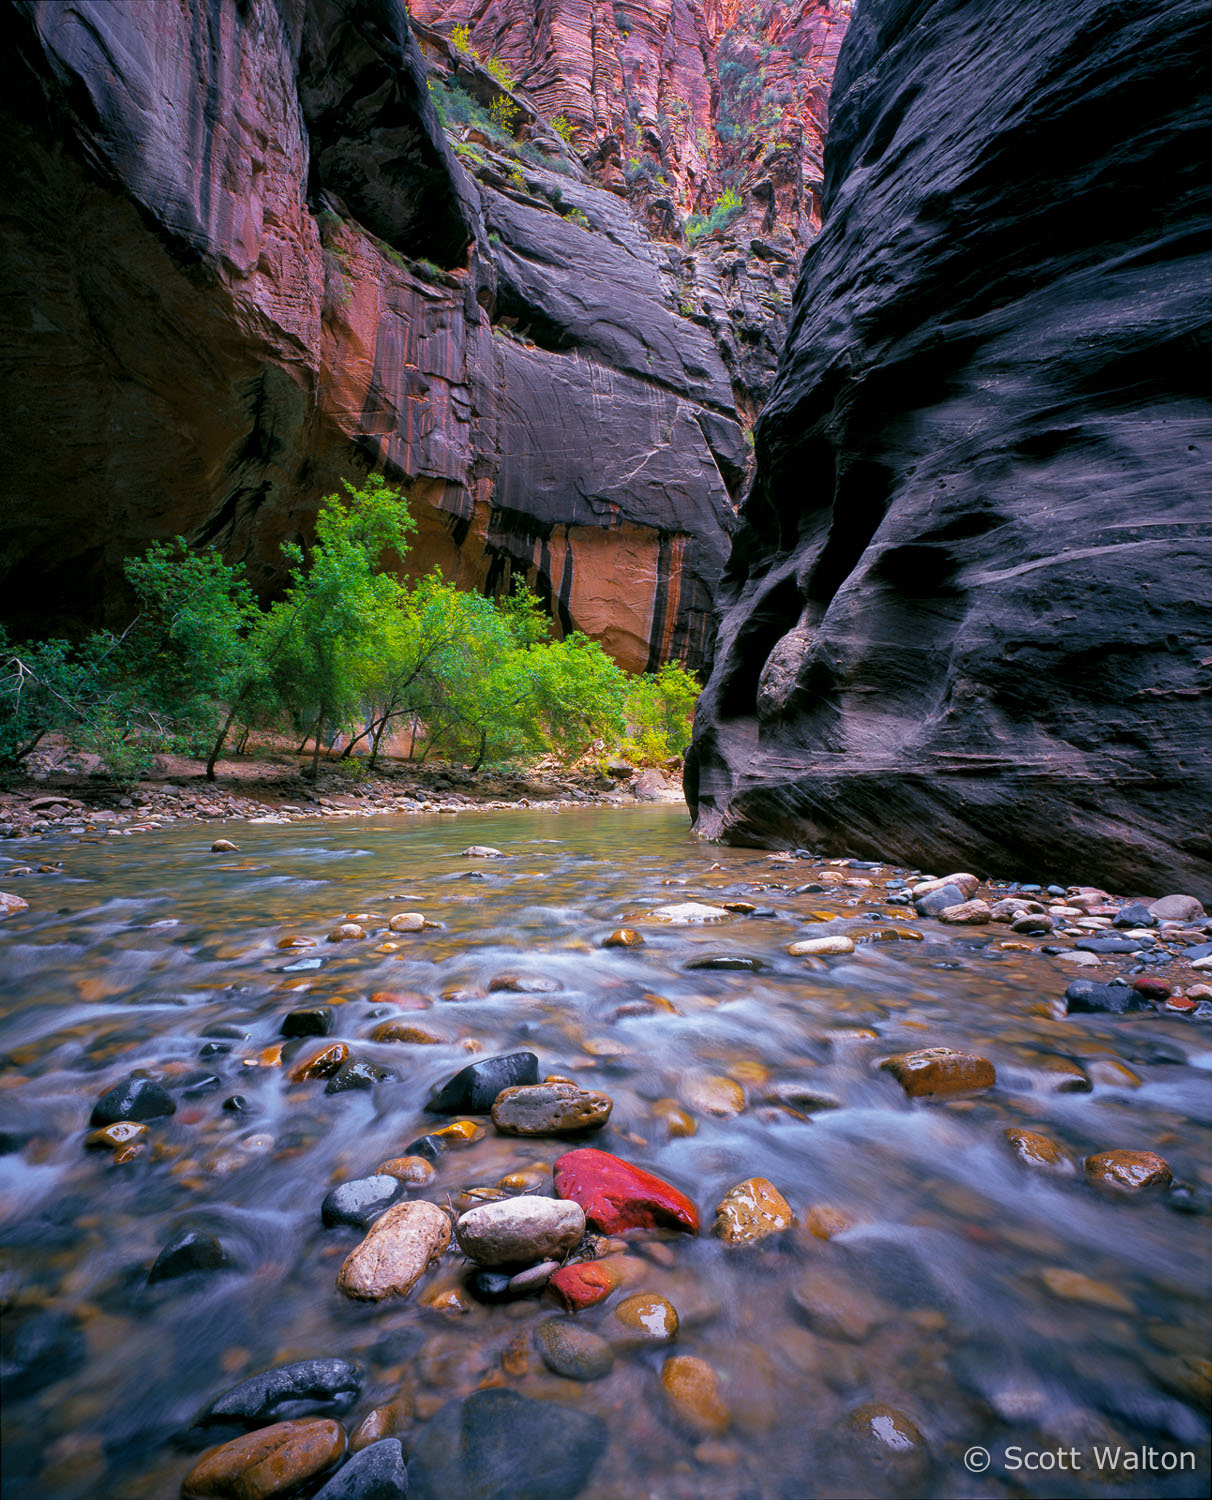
[0,0,748,670]
[688,0,1212,894]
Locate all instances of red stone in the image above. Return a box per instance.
[547,1259,622,1310]
[1132,975,1171,999]
[1164,996,1197,1013]
[553,1148,699,1235]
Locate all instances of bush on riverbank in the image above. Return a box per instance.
[0,477,698,786]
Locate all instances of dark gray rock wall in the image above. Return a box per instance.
[688,0,1212,896]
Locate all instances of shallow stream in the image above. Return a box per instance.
[1,806,1208,1498]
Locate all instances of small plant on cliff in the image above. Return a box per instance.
[489,94,521,136]
[484,55,515,90]
[684,187,743,245]
[551,114,575,144]
[450,23,478,59]
[564,207,591,230]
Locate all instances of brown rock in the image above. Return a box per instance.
[603,927,644,947]
[326,923,365,942]
[612,1291,679,1341]
[792,1267,888,1342]
[1040,1267,1135,1312]
[937,899,991,924]
[349,1395,414,1453]
[288,1042,348,1082]
[1004,1128,1074,1173]
[802,1203,854,1240]
[680,1073,745,1117]
[651,1099,697,1138]
[181,1418,345,1499]
[661,1355,731,1436]
[713,1177,795,1245]
[369,1021,441,1044]
[880,1047,995,1097]
[210,838,239,853]
[375,1155,436,1185]
[1084,1149,1172,1193]
[388,912,426,932]
[842,1404,927,1467]
[0,892,29,916]
[491,1082,613,1136]
[337,1201,450,1301]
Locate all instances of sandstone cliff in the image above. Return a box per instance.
[0,0,765,670]
[689,0,1212,894]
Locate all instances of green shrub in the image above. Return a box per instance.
[551,114,575,143]
[684,187,743,245]
[450,23,477,57]
[489,94,521,136]
[484,55,514,89]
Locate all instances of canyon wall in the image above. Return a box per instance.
[0,0,778,670]
[688,0,1212,894]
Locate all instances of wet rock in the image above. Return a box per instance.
[842,1404,927,1468]
[1084,1150,1173,1193]
[288,1043,348,1082]
[148,1229,228,1282]
[787,935,854,956]
[327,923,366,942]
[461,845,503,858]
[487,973,563,994]
[182,1069,223,1098]
[370,1022,441,1044]
[683,953,765,971]
[182,1419,346,1499]
[792,1268,887,1342]
[325,1058,394,1094]
[651,1100,697,1137]
[1115,903,1157,928]
[491,1082,612,1136]
[469,1269,516,1303]
[612,1291,679,1342]
[547,1259,624,1311]
[1040,1267,1135,1312]
[89,1076,175,1126]
[322,1176,404,1230]
[914,884,966,917]
[661,1355,731,1436]
[349,1398,413,1454]
[337,1202,451,1301]
[408,1388,607,1500]
[507,1260,559,1295]
[647,902,731,923]
[602,927,644,947]
[313,1439,406,1500]
[990,897,1046,921]
[1075,935,1145,954]
[454,1196,584,1266]
[554,1148,699,1234]
[0,1306,86,1397]
[914,873,980,901]
[198,1359,362,1427]
[1003,1128,1074,1173]
[879,1047,995,1098]
[1132,975,1173,1001]
[680,1073,745,1117]
[1064,979,1151,1015]
[0,891,30,916]
[1011,911,1054,934]
[375,1156,436,1186]
[1149,894,1205,922]
[535,1318,614,1380]
[388,912,425,932]
[713,1177,795,1245]
[802,1204,854,1240]
[938,899,991,925]
[281,1008,333,1039]
[84,1120,148,1151]
[210,839,239,853]
[426,1052,539,1114]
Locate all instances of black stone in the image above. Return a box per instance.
[197,1357,362,1428]
[405,1135,446,1163]
[409,1388,608,1500]
[469,1269,516,1303]
[180,1070,223,1098]
[281,1007,333,1039]
[148,1229,228,1283]
[1114,904,1157,929]
[682,953,765,971]
[222,1095,253,1113]
[1074,936,1145,955]
[325,1059,394,1094]
[199,1041,231,1057]
[314,1440,407,1500]
[321,1175,403,1229]
[89,1076,175,1126]
[426,1052,539,1114]
[1183,941,1212,960]
[914,885,966,918]
[1064,980,1151,1015]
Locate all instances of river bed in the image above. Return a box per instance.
[1,806,1208,1499]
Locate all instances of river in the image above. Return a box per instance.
[1,805,1208,1499]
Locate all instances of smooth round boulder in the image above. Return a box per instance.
[182,1419,346,1499]
[660,1355,730,1436]
[937,899,991,925]
[337,1201,451,1301]
[535,1319,614,1380]
[148,1229,227,1283]
[325,1059,393,1094]
[554,1148,699,1234]
[1064,979,1151,1015]
[491,1082,612,1136]
[0,891,30,916]
[612,1291,678,1341]
[1003,1128,1073,1173]
[461,845,503,858]
[90,1076,176,1126]
[879,1047,995,1098]
[426,1052,539,1114]
[547,1258,624,1311]
[788,935,854,956]
[280,1007,333,1039]
[321,1176,404,1230]
[1149,894,1205,922]
[454,1196,585,1266]
[388,912,426,932]
[602,928,644,947]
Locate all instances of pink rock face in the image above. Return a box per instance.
[553,1148,699,1234]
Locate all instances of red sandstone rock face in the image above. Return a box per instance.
[1,0,753,671]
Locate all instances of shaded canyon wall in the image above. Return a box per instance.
[0,0,774,670]
[688,0,1212,895]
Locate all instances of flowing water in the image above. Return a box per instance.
[0,806,1208,1499]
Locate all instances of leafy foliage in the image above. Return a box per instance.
[684,188,743,246]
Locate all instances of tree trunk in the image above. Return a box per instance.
[206,702,242,781]
[305,704,325,780]
[470,727,487,774]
